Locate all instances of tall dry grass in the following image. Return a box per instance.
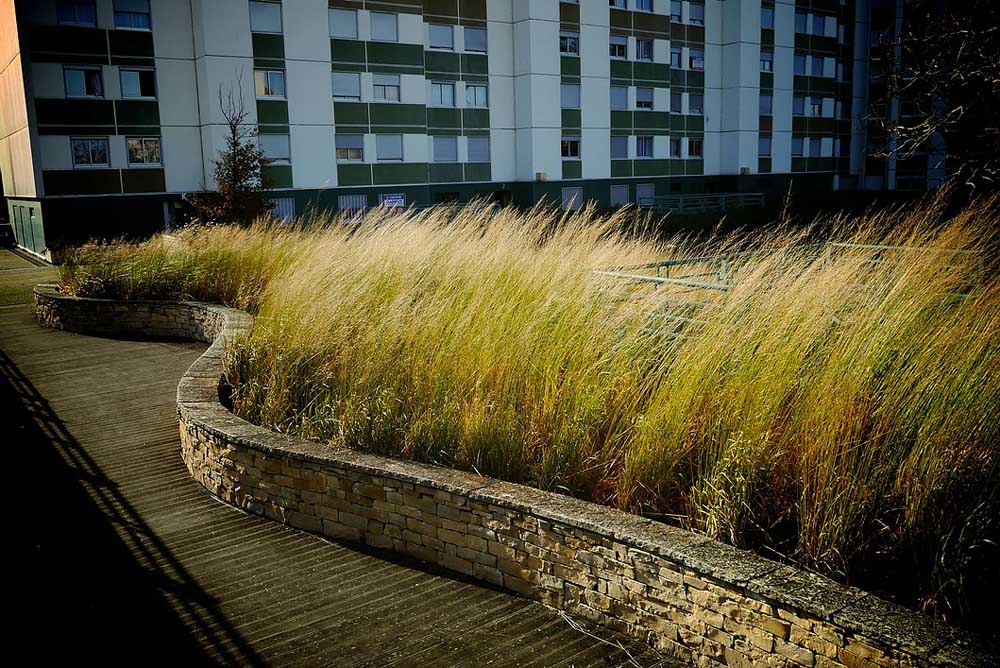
[58,196,999,628]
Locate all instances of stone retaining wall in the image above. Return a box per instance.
[34,284,995,668]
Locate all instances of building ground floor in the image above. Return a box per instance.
[5,172,841,259]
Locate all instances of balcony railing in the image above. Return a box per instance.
[638,192,766,213]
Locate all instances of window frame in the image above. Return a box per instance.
[758,135,772,158]
[329,8,358,39]
[635,38,653,62]
[254,69,286,99]
[610,85,628,111]
[609,35,628,60]
[113,0,151,31]
[688,3,705,26]
[70,136,111,168]
[126,136,162,167]
[332,71,362,100]
[119,68,157,99]
[610,184,629,207]
[560,136,581,160]
[610,135,628,160]
[635,87,654,111]
[370,12,399,43]
[561,186,583,211]
[432,135,459,163]
[429,23,454,51]
[249,0,282,34]
[376,133,404,162]
[761,7,775,30]
[467,136,490,162]
[688,138,703,158]
[689,48,704,71]
[373,74,401,102]
[560,83,581,110]
[335,134,365,162]
[258,133,291,165]
[559,31,580,56]
[465,83,488,108]
[430,81,456,107]
[759,93,773,116]
[760,50,773,72]
[688,93,703,115]
[635,135,654,159]
[464,27,487,53]
[63,66,103,98]
[57,0,97,27]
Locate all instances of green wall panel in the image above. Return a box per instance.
[373,162,429,185]
[122,168,166,193]
[462,109,489,128]
[36,99,114,126]
[560,56,580,77]
[464,163,491,182]
[337,163,373,186]
[429,163,464,183]
[611,111,632,130]
[561,109,581,128]
[610,60,632,81]
[611,160,633,177]
[371,103,426,127]
[633,62,669,84]
[115,100,160,126]
[43,169,121,195]
[562,161,582,179]
[634,111,670,131]
[368,43,424,68]
[252,33,285,60]
[426,107,461,128]
[29,25,106,56]
[263,164,293,188]
[334,102,370,127]
[331,39,366,64]
[109,29,154,57]
[461,54,488,75]
[256,100,289,125]
[633,159,670,177]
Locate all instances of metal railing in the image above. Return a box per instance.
[638,192,766,213]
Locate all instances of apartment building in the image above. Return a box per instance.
[3,0,875,257]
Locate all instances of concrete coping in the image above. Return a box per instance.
[32,284,997,668]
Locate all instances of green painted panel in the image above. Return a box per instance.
[461,54,488,75]
[36,99,115,126]
[610,60,632,81]
[43,169,121,196]
[37,125,115,136]
[685,115,705,132]
[426,107,462,128]
[425,50,460,73]
[462,109,489,128]
[562,161,582,179]
[429,163,464,183]
[373,162,428,185]
[670,115,685,131]
[331,39,366,64]
[807,158,836,172]
[374,126,425,134]
[633,159,670,177]
[263,164,293,188]
[464,163,491,182]
[370,103,425,127]
[110,56,155,67]
[686,70,705,88]
[338,163,373,186]
[758,158,772,173]
[334,102,369,126]
[115,100,160,126]
[252,33,285,60]
[760,72,774,89]
[29,25,106,56]
[257,124,290,134]
[368,43,424,67]
[560,56,581,77]
[463,128,489,137]
[561,109,581,128]
[122,168,166,193]
[31,52,107,65]
[109,29,154,57]
[670,70,685,87]
[256,99,289,125]
[611,160,633,177]
[684,160,704,176]
[611,111,632,130]
[632,62,669,84]
[634,111,669,130]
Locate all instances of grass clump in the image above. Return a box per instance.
[59,197,999,631]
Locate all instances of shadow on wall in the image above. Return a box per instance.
[2,347,264,667]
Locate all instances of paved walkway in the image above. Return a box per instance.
[2,249,677,667]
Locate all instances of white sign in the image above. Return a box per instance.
[380,193,406,209]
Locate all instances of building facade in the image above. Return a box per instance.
[3,0,884,257]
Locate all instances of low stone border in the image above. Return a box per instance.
[34,284,996,668]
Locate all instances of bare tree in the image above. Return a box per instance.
[866,0,999,190]
[185,76,275,224]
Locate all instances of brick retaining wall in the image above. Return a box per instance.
[34,284,995,668]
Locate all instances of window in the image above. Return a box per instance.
[561,137,580,159]
[792,137,804,157]
[670,91,682,113]
[373,74,400,101]
[794,55,806,76]
[126,137,161,166]
[636,39,653,62]
[761,7,774,30]
[811,57,823,77]
[332,72,361,99]
[610,35,628,59]
[670,1,682,23]
[809,137,822,157]
[636,136,653,158]
[429,24,453,50]
[376,134,403,161]
[688,93,703,114]
[758,135,771,158]
[560,84,580,109]
[371,12,398,42]
[610,0,626,8]
[688,138,702,158]
[114,0,150,30]
[431,81,455,106]
[465,84,488,107]
[467,136,490,162]
[610,184,629,207]
[689,48,704,71]
[795,13,807,34]
[760,50,773,72]
[812,15,824,36]
[562,187,583,211]
[635,0,652,11]
[670,47,681,69]
[759,93,772,116]
[809,99,822,116]
[259,134,290,164]
[793,96,805,116]
[689,3,704,26]
[64,67,103,97]
[272,197,295,221]
[254,69,285,98]
[610,86,628,110]
[71,137,109,167]
[669,136,681,157]
[635,87,653,110]
[610,135,628,160]
[634,183,653,207]
[120,69,156,98]
[433,136,458,163]
[57,0,96,26]
[336,135,364,162]
[339,194,367,215]
[249,0,281,33]
[560,31,579,55]
[329,8,358,39]
[465,27,487,52]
